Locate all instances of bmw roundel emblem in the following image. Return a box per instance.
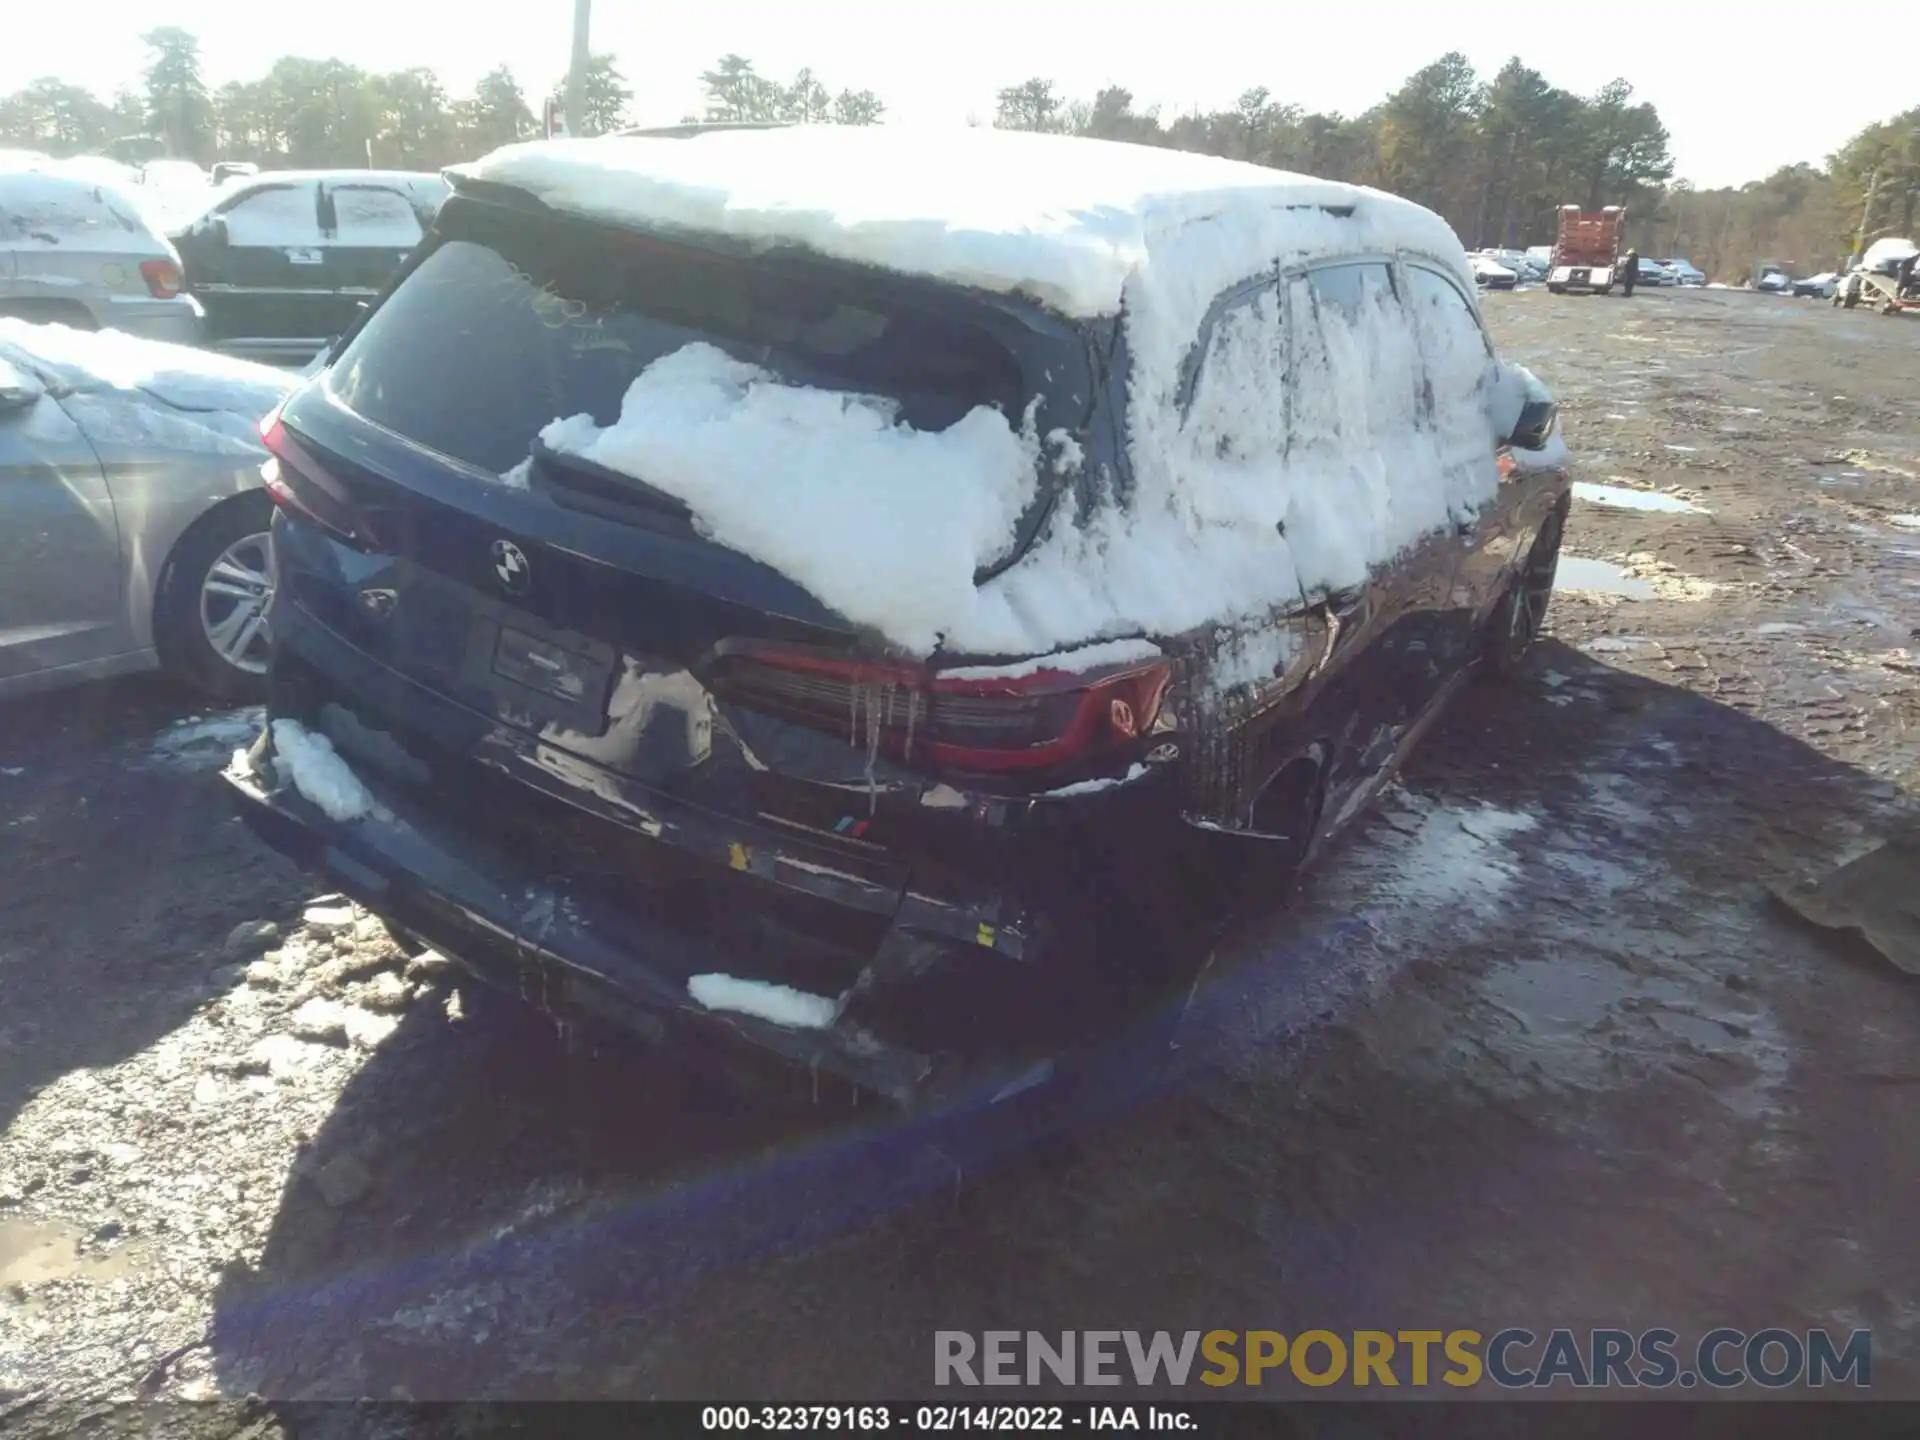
[491,539,530,594]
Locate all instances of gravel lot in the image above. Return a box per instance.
[3,286,1918,1432]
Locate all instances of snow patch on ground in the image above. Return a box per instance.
[269,719,380,823]
[143,709,263,772]
[687,973,840,1030]
[1574,481,1704,514]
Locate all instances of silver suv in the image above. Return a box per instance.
[0,169,203,344]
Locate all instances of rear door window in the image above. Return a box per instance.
[1284,260,1433,582]
[1183,282,1287,464]
[1290,261,1422,450]
[1403,263,1492,428]
[325,185,425,248]
[328,203,1036,477]
[220,183,322,249]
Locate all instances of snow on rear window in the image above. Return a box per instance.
[538,342,1040,655]
[0,175,142,244]
[221,184,319,246]
[328,185,422,245]
[328,211,1039,479]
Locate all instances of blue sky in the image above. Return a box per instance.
[2,0,1896,187]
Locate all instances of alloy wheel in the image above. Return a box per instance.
[198,532,274,676]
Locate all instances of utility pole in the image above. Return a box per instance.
[1852,164,1881,268]
[564,0,591,137]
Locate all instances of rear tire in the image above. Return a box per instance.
[153,493,275,703]
[1482,494,1568,680]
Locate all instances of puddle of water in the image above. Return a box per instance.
[1663,444,1698,453]
[1889,514,1920,531]
[1756,622,1807,635]
[0,1216,143,1290]
[1556,556,1658,598]
[1574,482,1704,514]
[1475,955,1786,1115]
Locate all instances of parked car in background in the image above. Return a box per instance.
[171,169,449,364]
[1754,263,1794,293]
[1478,249,1537,281]
[1791,271,1838,298]
[1634,257,1675,287]
[0,170,203,343]
[133,158,217,234]
[1470,253,1520,289]
[227,126,1569,1113]
[1660,258,1706,286]
[0,319,296,700]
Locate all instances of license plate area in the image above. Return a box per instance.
[480,618,615,733]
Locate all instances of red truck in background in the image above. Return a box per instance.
[1546,204,1627,294]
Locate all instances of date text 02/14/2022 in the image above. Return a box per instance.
[699,1406,1196,1432]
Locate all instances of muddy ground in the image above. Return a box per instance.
[2,287,1918,1434]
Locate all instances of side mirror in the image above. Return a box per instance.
[203,216,229,248]
[1507,397,1557,451]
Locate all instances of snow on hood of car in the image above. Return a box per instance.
[0,320,295,457]
[0,319,294,416]
[449,126,1474,320]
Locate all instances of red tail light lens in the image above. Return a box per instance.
[705,641,1170,778]
[139,257,183,299]
[259,416,377,549]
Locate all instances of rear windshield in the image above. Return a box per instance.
[0,176,145,245]
[328,200,1034,476]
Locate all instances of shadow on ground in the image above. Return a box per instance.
[205,642,1914,1406]
[0,676,309,1136]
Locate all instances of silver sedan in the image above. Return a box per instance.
[0,319,296,701]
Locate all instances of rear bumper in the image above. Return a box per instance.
[213,337,334,365]
[95,296,205,346]
[224,741,1062,1111]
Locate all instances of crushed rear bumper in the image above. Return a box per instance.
[223,734,1103,1113]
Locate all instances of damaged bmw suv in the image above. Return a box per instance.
[226,126,1570,1109]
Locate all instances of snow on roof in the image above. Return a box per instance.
[217,168,446,189]
[449,126,1472,319]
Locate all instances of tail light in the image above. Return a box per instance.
[259,412,378,549]
[705,640,1171,778]
[139,257,183,299]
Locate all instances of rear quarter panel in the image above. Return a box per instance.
[57,390,272,649]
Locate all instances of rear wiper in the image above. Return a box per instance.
[528,437,693,520]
